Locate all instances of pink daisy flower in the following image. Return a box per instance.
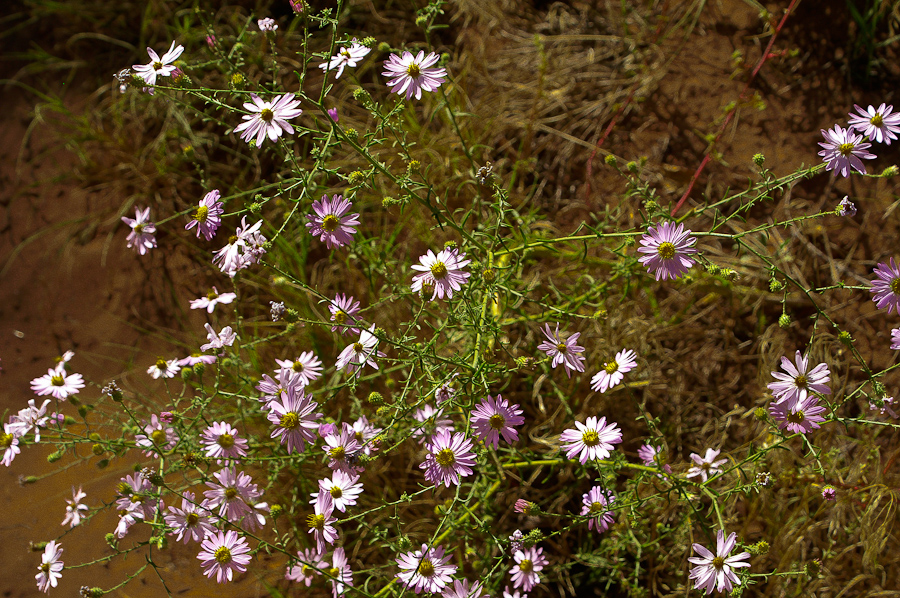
[121,206,157,255]
[469,394,524,449]
[115,472,157,520]
[848,103,900,145]
[323,424,363,474]
[201,421,249,463]
[257,17,277,31]
[442,579,488,598]
[200,323,236,352]
[892,328,900,350]
[307,492,339,553]
[9,398,51,441]
[769,395,827,434]
[133,41,184,87]
[336,325,383,375]
[411,248,471,300]
[688,530,751,595]
[382,50,447,100]
[536,323,586,377]
[306,194,360,249]
[256,369,305,406]
[165,491,216,543]
[203,467,263,522]
[412,403,455,444]
[2,434,21,467]
[559,416,623,464]
[233,93,302,147]
[329,547,354,598]
[510,545,547,592]
[818,124,876,177]
[190,286,236,313]
[686,448,727,482]
[135,414,179,457]
[822,485,837,501]
[637,221,698,281]
[420,430,476,487]
[186,189,224,240]
[767,350,831,412]
[285,549,326,586]
[350,415,382,456]
[869,395,899,418]
[396,543,457,594]
[31,364,84,400]
[178,353,217,367]
[329,293,362,335]
[213,217,267,277]
[198,530,252,583]
[637,444,661,466]
[836,196,857,217]
[275,351,323,387]
[581,487,615,533]
[35,540,63,593]
[147,357,180,379]
[590,349,637,393]
[61,486,88,528]
[871,258,900,314]
[320,39,371,79]
[267,388,322,453]
[310,470,363,512]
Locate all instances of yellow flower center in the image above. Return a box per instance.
[292,360,305,372]
[519,558,533,573]
[604,360,619,374]
[151,429,168,445]
[407,63,421,78]
[333,310,347,324]
[786,410,805,424]
[206,289,218,300]
[489,413,506,430]
[556,342,568,353]
[589,501,604,514]
[329,445,346,460]
[322,214,340,232]
[186,512,200,525]
[794,374,808,389]
[582,430,600,446]
[657,241,676,260]
[229,234,238,245]
[280,412,300,430]
[214,546,232,564]
[418,559,434,577]
[224,487,238,500]
[328,566,340,577]
[891,278,900,294]
[430,261,448,279]
[838,142,855,156]
[134,223,145,234]
[51,375,65,386]
[260,108,274,123]
[194,205,209,223]
[330,485,343,498]
[872,113,884,127]
[353,342,364,353]
[0,433,13,448]
[712,556,725,569]
[217,433,235,449]
[153,61,163,71]
[435,448,456,467]
[307,513,325,530]
[155,358,168,370]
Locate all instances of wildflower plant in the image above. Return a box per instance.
[9,2,900,597]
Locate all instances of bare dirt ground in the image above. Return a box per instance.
[2,0,899,595]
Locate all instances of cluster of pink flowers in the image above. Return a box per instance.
[819,103,900,177]
[766,350,831,435]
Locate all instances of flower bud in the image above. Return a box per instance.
[752,153,765,167]
[92,444,105,456]
[778,313,791,328]
[47,451,63,463]
[604,154,618,167]
[367,392,384,405]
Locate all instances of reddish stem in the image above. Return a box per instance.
[670,0,801,217]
